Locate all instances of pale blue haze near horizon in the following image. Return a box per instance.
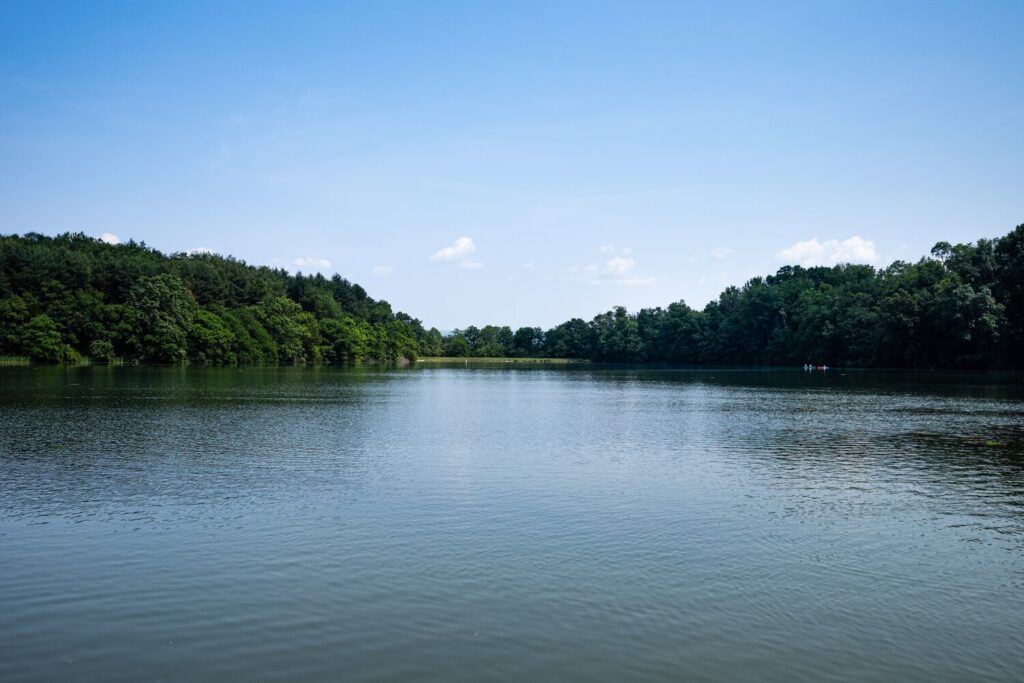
[1,1,1022,329]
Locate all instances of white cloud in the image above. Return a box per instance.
[598,245,615,254]
[711,247,732,260]
[522,262,535,270]
[430,236,475,262]
[187,247,215,256]
[776,236,879,267]
[430,236,483,269]
[372,265,395,276]
[567,247,656,287]
[99,232,120,245]
[293,256,332,269]
[603,255,635,276]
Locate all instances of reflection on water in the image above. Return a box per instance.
[1,366,1023,682]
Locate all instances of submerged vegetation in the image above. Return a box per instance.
[2,223,1023,368]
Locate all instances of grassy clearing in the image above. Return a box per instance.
[416,356,587,364]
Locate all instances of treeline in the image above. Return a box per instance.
[4,224,1023,368]
[0,233,444,364]
[443,223,1024,369]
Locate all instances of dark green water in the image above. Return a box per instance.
[1,366,1023,682]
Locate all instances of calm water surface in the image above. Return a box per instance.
[1,366,1023,682]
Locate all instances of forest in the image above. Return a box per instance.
[1,223,1022,369]
[444,222,1024,369]
[0,233,443,364]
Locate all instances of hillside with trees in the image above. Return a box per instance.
[442,223,1024,370]
[2,223,1022,368]
[0,233,443,364]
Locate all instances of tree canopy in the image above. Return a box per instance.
[439,224,1024,370]
[0,233,441,364]
[2,223,1022,368]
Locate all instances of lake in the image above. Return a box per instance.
[1,366,1023,682]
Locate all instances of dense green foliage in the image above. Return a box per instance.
[442,224,1024,369]
[0,233,442,364]
[3,224,1022,368]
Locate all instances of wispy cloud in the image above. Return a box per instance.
[567,247,656,287]
[618,277,658,287]
[187,246,215,256]
[711,246,732,259]
[777,236,879,267]
[99,232,120,245]
[430,236,482,269]
[602,255,635,276]
[293,256,332,269]
[372,265,395,276]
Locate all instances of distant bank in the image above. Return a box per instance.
[2,222,1022,370]
[417,356,587,364]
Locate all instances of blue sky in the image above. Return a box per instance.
[1,1,1022,329]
